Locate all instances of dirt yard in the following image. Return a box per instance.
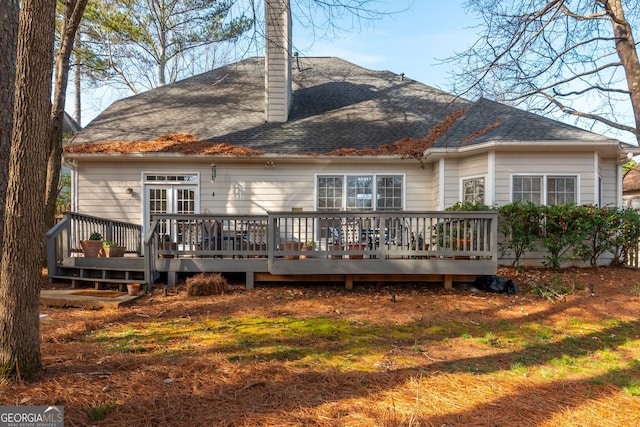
[1,266,639,426]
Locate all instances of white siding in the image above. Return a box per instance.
[440,154,489,208]
[598,156,619,206]
[422,162,439,210]
[75,160,433,222]
[76,162,147,224]
[442,158,461,208]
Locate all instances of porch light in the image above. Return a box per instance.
[211,162,216,181]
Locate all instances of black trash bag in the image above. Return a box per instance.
[473,275,518,294]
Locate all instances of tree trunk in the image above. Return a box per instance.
[603,0,640,143]
[74,56,82,125]
[0,0,56,382]
[44,0,88,236]
[0,0,19,251]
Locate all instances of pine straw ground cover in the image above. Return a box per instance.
[1,267,640,426]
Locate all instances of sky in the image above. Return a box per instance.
[290,0,476,92]
[79,0,477,126]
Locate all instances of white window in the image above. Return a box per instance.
[512,175,577,205]
[347,176,373,210]
[462,177,485,204]
[317,174,404,211]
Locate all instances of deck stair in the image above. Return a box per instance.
[48,257,145,291]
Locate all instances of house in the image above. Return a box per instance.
[63,111,81,136]
[55,0,635,288]
[623,164,640,208]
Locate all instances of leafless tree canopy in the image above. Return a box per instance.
[449,0,640,144]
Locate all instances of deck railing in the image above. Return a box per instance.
[145,211,498,261]
[46,212,143,275]
[47,211,498,288]
[269,210,497,260]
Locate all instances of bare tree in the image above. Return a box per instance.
[0,0,19,252]
[450,0,640,144]
[0,0,56,381]
[81,0,252,93]
[45,0,88,235]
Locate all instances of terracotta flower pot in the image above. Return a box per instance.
[348,243,365,259]
[300,243,315,259]
[80,240,103,257]
[127,283,141,296]
[100,246,125,257]
[281,241,301,259]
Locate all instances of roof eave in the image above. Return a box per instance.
[62,152,411,164]
[422,139,629,161]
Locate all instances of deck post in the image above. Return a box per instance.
[444,275,453,291]
[345,275,353,290]
[245,272,255,289]
[167,271,178,287]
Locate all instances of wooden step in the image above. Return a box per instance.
[49,275,144,284]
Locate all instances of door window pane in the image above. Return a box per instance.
[177,189,196,214]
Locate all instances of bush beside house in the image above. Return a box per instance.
[448,202,640,269]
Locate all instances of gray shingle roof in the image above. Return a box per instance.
[71,56,617,155]
[63,112,81,134]
[435,98,615,147]
[72,57,467,154]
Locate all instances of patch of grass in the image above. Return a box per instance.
[596,348,620,364]
[549,354,578,371]
[566,317,583,327]
[623,379,640,396]
[631,282,640,297]
[509,362,528,375]
[89,401,117,421]
[521,323,555,342]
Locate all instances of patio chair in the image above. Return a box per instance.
[244,222,268,253]
[199,220,222,257]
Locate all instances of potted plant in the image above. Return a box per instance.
[347,242,365,259]
[100,240,126,257]
[80,231,103,257]
[281,241,301,259]
[300,240,315,259]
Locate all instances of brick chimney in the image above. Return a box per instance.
[264,0,292,123]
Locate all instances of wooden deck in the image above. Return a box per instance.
[47,211,498,290]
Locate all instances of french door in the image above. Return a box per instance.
[144,182,198,240]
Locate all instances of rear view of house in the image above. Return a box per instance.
[53,0,635,289]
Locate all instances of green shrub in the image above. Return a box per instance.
[498,201,542,267]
